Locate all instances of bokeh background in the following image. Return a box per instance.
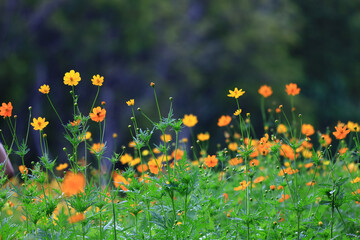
[1,0,360,168]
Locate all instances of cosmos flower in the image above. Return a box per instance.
[31,117,49,131]
[39,84,50,94]
[63,70,81,86]
[89,107,106,122]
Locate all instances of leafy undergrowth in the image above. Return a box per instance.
[0,72,360,239]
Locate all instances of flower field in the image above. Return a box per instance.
[0,71,360,239]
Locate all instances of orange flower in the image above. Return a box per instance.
[258,134,271,156]
[204,155,218,168]
[223,193,228,203]
[148,160,161,175]
[19,165,28,174]
[320,134,332,146]
[333,124,350,140]
[0,102,13,118]
[70,119,81,126]
[302,124,315,136]
[89,107,106,122]
[113,172,129,190]
[160,134,172,142]
[68,213,85,224]
[229,157,243,166]
[279,194,289,203]
[61,172,86,197]
[304,163,313,168]
[306,181,315,186]
[56,163,68,171]
[285,83,300,96]
[228,142,238,151]
[278,167,299,176]
[172,149,184,161]
[352,189,360,195]
[339,147,348,156]
[254,176,265,183]
[90,143,104,154]
[234,180,251,191]
[280,144,298,161]
[277,124,287,134]
[217,115,232,127]
[137,164,149,173]
[182,114,198,127]
[270,185,276,191]
[249,159,259,166]
[258,85,273,98]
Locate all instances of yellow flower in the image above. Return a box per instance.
[351,177,360,184]
[91,74,104,86]
[234,180,250,191]
[120,153,133,165]
[63,70,81,86]
[227,88,245,98]
[79,131,91,141]
[197,133,210,141]
[347,121,360,132]
[182,114,198,127]
[129,158,141,166]
[126,99,135,106]
[142,150,149,156]
[39,84,50,94]
[277,124,287,134]
[234,109,242,116]
[31,117,49,131]
[228,142,238,151]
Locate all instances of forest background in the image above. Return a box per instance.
[1,0,360,167]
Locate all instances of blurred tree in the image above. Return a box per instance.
[5,0,359,169]
[292,0,360,129]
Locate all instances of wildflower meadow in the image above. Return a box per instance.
[1,72,360,239]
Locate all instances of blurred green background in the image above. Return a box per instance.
[1,0,360,164]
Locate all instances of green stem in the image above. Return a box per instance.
[46,94,69,135]
[153,87,162,121]
[260,97,267,132]
[173,131,179,177]
[146,202,152,239]
[89,86,100,114]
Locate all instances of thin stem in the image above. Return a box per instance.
[46,94,69,135]
[153,87,162,121]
